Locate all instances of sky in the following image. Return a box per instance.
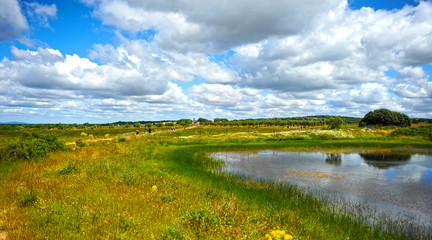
[0,0,431,124]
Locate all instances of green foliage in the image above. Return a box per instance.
[326,117,344,129]
[197,118,210,123]
[2,132,65,161]
[123,123,131,128]
[359,109,410,127]
[76,139,86,148]
[0,125,19,130]
[58,162,78,175]
[17,186,39,206]
[390,126,432,138]
[133,122,141,128]
[160,225,184,239]
[57,123,68,130]
[181,207,219,231]
[118,137,127,142]
[214,118,228,123]
[177,119,192,126]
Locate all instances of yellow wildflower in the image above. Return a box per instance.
[151,185,157,192]
[266,229,294,240]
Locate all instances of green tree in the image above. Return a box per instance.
[177,119,192,126]
[359,109,411,127]
[214,118,228,123]
[197,118,210,123]
[133,122,141,128]
[326,117,344,129]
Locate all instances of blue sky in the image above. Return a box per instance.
[0,0,431,123]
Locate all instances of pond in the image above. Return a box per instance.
[211,149,432,230]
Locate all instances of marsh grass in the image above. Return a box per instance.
[0,126,431,239]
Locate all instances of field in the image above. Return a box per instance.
[1,124,431,239]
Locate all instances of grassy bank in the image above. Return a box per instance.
[0,126,431,239]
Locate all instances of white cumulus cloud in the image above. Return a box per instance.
[0,0,28,41]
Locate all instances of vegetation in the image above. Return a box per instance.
[177,119,193,126]
[0,132,65,162]
[197,118,210,123]
[0,123,431,239]
[390,126,432,138]
[326,117,344,129]
[359,109,411,127]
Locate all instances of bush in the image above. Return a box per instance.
[2,132,65,161]
[359,109,410,127]
[76,139,86,148]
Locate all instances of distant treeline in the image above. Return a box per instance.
[1,115,431,130]
[200,117,351,127]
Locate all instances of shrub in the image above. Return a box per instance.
[76,139,86,148]
[118,137,127,142]
[2,133,65,161]
[80,132,88,137]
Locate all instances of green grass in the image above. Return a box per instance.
[390,126,432,138]
[0,126,431,239]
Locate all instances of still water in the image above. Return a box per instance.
[211,150,432,228]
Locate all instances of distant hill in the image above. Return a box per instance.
[0,122,27,125]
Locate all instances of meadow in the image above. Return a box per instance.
[0,124,431,239]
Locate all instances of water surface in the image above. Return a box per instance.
[211,149,432,228]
